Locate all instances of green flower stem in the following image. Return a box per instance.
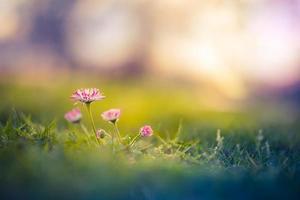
[104,132,112,138]
[79,122,91,146]
[156,134,168,145]
[86,103,100,145]
[111,127,115,152]
[129,134,141,147]
[113,122,122,144]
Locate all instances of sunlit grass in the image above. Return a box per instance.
[1,111,300,199]
[0,76,300,199]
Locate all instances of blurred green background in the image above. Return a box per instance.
[1,74,298,137]
[0,0,299,130]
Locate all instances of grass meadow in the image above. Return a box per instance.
[0,76,300,200]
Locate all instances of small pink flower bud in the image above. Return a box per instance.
[96,129,106,139]
[64,108,82,123]
[140,125,153,137]
[101,109,121,123]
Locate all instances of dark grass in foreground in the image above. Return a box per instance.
[0,112,300,200]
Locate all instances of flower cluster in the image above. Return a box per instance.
[65,88,154,150]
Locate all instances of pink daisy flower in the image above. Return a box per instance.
[71,88,105,104]
[64,108,82,123]
[101,109,121,123]
[140,125,153,137]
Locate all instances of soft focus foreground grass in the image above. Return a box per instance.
[0,112,300,200]
[0,76,300,199]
